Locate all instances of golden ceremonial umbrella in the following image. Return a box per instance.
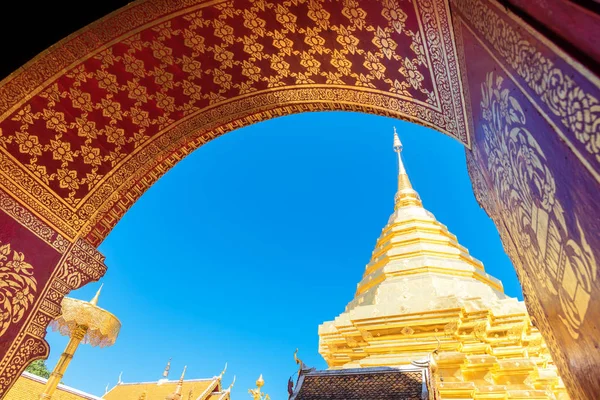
[40,285,121,399]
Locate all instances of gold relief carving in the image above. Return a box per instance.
[473,321,487,339]
[0,241,38,337]
[0,337,47,393]
[479,72,597,339]
[0,189,68,253]
[0,235,107,396]
[401,326,414,336]
[55,238,106,290]
[0,0,466,245]
[455,0,600,166]
[443,321,458,335]
[81,88,449,242]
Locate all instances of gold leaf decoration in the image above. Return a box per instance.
[0,241,37,337]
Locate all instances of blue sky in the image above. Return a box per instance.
[44,111,522,400]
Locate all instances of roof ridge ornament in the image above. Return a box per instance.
[226,376,236,392]
[293,348,307,376]
[219,362,228,379]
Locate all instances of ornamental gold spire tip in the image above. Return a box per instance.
[89,283,103,306]
[173,366,187,396]
[163,358,172,379]
[392,128,421,208]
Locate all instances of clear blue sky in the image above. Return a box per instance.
[44,111,522,400]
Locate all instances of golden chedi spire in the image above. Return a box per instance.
[343,128,505,310]
[318,128,568,399]
[393,127,421,208]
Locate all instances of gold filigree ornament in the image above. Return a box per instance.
[480,72,597,339]
[49,293,120,347]
[0,241,37,337]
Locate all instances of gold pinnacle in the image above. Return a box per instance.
[89,283,103,306]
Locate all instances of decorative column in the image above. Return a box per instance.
[39,285,121,399]
[39,325,87,399]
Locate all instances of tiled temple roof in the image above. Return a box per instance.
[103,377,220,400]
[289,366,432,400]
[4,372,102,400]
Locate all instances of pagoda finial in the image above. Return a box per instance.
[163,358,172,379]
[89,283,103,306]
[392,127,421,208]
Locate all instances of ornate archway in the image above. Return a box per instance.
[0,0,597,398]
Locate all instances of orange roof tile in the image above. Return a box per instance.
[103,378,219,400]
[5,372,101,400]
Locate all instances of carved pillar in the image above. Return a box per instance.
[453,0,600,398]
[0,188,106,396]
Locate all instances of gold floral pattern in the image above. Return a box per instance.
[455,0,600,168]
[0,241,37,337]
[479,72,597,340]
[0,0,465,242]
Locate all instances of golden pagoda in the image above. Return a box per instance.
[318,129,569,399]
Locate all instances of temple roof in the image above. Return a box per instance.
[206,391,231,400]
[103,378,220,400]
[4,372,102,400]
[289,365,432,400]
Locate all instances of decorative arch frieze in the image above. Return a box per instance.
[0,0,598,398]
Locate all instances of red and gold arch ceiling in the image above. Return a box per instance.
[1,0,600,399]
[0,0,467,245]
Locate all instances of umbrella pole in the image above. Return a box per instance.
[39,325,88,400]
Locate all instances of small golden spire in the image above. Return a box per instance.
[393,127,422,208]
[89,283,103,306]
[163,358,172,379]
[168,366,187,399]
[256,374,264,388]
[179,366,187,384]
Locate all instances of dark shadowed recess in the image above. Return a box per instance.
[0,0,131,80]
